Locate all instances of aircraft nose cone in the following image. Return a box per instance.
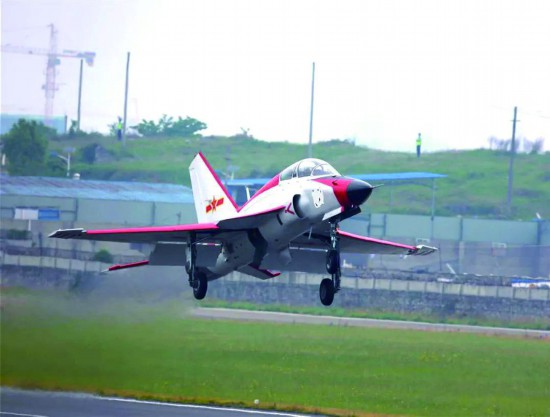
[346,180,373,206]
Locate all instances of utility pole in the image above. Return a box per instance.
[122,52,130,147]
[308,62,315,158]
[77,59,83,131]
[506,106,518,216]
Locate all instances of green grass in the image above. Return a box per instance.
[49,134,550,220]
[200,299,550,331]
[2,291,550,416]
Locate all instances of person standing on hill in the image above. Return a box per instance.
[416,133,422,158]
[116,117,123,141]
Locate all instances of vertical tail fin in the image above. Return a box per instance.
[189,152,239,223]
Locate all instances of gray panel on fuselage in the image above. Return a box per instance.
[261,247,328,274]
[149,242,221,267]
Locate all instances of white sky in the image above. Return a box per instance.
[1,0,549,151]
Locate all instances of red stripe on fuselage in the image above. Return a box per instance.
[314,177,353,208]
[239,174,281,211]
[86,223,219,235]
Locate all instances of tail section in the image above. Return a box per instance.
[189,152,239,223]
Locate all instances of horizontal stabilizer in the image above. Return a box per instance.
[107,260,149,272]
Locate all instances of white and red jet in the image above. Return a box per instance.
[50,153,436,305]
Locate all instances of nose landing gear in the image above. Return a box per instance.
[319,222,341,306]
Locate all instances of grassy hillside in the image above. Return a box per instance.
[49,134,550,219]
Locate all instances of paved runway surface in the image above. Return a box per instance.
[0,388,318,417]
[192,307,550,339]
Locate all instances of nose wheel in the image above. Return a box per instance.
[319,222,341,306]
[192,270,208,300]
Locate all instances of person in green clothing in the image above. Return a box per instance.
[116,117,122,141]
[416,133,422,158]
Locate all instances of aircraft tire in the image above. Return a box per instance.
[193,271,208,300]
[319,278,335,306]
[326,250,340,274]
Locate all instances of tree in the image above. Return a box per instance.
[164,116,207,137]
[131,119,161,136]
[1,119,55,175]
[131,115,207,137]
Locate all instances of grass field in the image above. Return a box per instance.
[48,134,550,220]
[2,291,549,417]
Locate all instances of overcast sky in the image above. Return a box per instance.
[2,0,549,152]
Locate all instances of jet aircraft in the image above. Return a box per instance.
[50,153,436,305]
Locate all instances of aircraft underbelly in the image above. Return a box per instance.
[206,231,256,276]
[206,180,342,276]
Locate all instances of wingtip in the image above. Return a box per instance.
[410,245,438,256]
[48,228,86,239]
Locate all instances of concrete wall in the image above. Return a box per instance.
[2,255,549,323]
[208,274,550,322]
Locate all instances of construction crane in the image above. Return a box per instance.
[1,24,96,128]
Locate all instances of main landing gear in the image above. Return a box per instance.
[186,237,208,300]
[319,223,341,306]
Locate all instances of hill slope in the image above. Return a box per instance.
[50,135,549,220]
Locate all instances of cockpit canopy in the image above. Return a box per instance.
[279,158,340,181]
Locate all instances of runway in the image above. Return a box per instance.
[0,388,319,417]
[191,307,550,339]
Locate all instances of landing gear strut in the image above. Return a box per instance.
[319,222,341,306]
[186,235,208,300]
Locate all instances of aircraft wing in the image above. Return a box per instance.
[49,223,221,243]
[49,206,286,244]
[337,230,437,256]
[260,228,437,274]
[290,228,437,256]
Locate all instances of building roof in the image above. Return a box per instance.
[0,175,194,204]
[1,171,446,205]
[226,172,447,187]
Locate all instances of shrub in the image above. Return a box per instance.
[6,229,29,240]
[92,249,113,263]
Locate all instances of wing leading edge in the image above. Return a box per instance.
[337,230,437,256]
[289,228,437,256]
[48,223,220,243]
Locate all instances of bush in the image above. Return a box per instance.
[92,249,113,263]
[6,229,30,240]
